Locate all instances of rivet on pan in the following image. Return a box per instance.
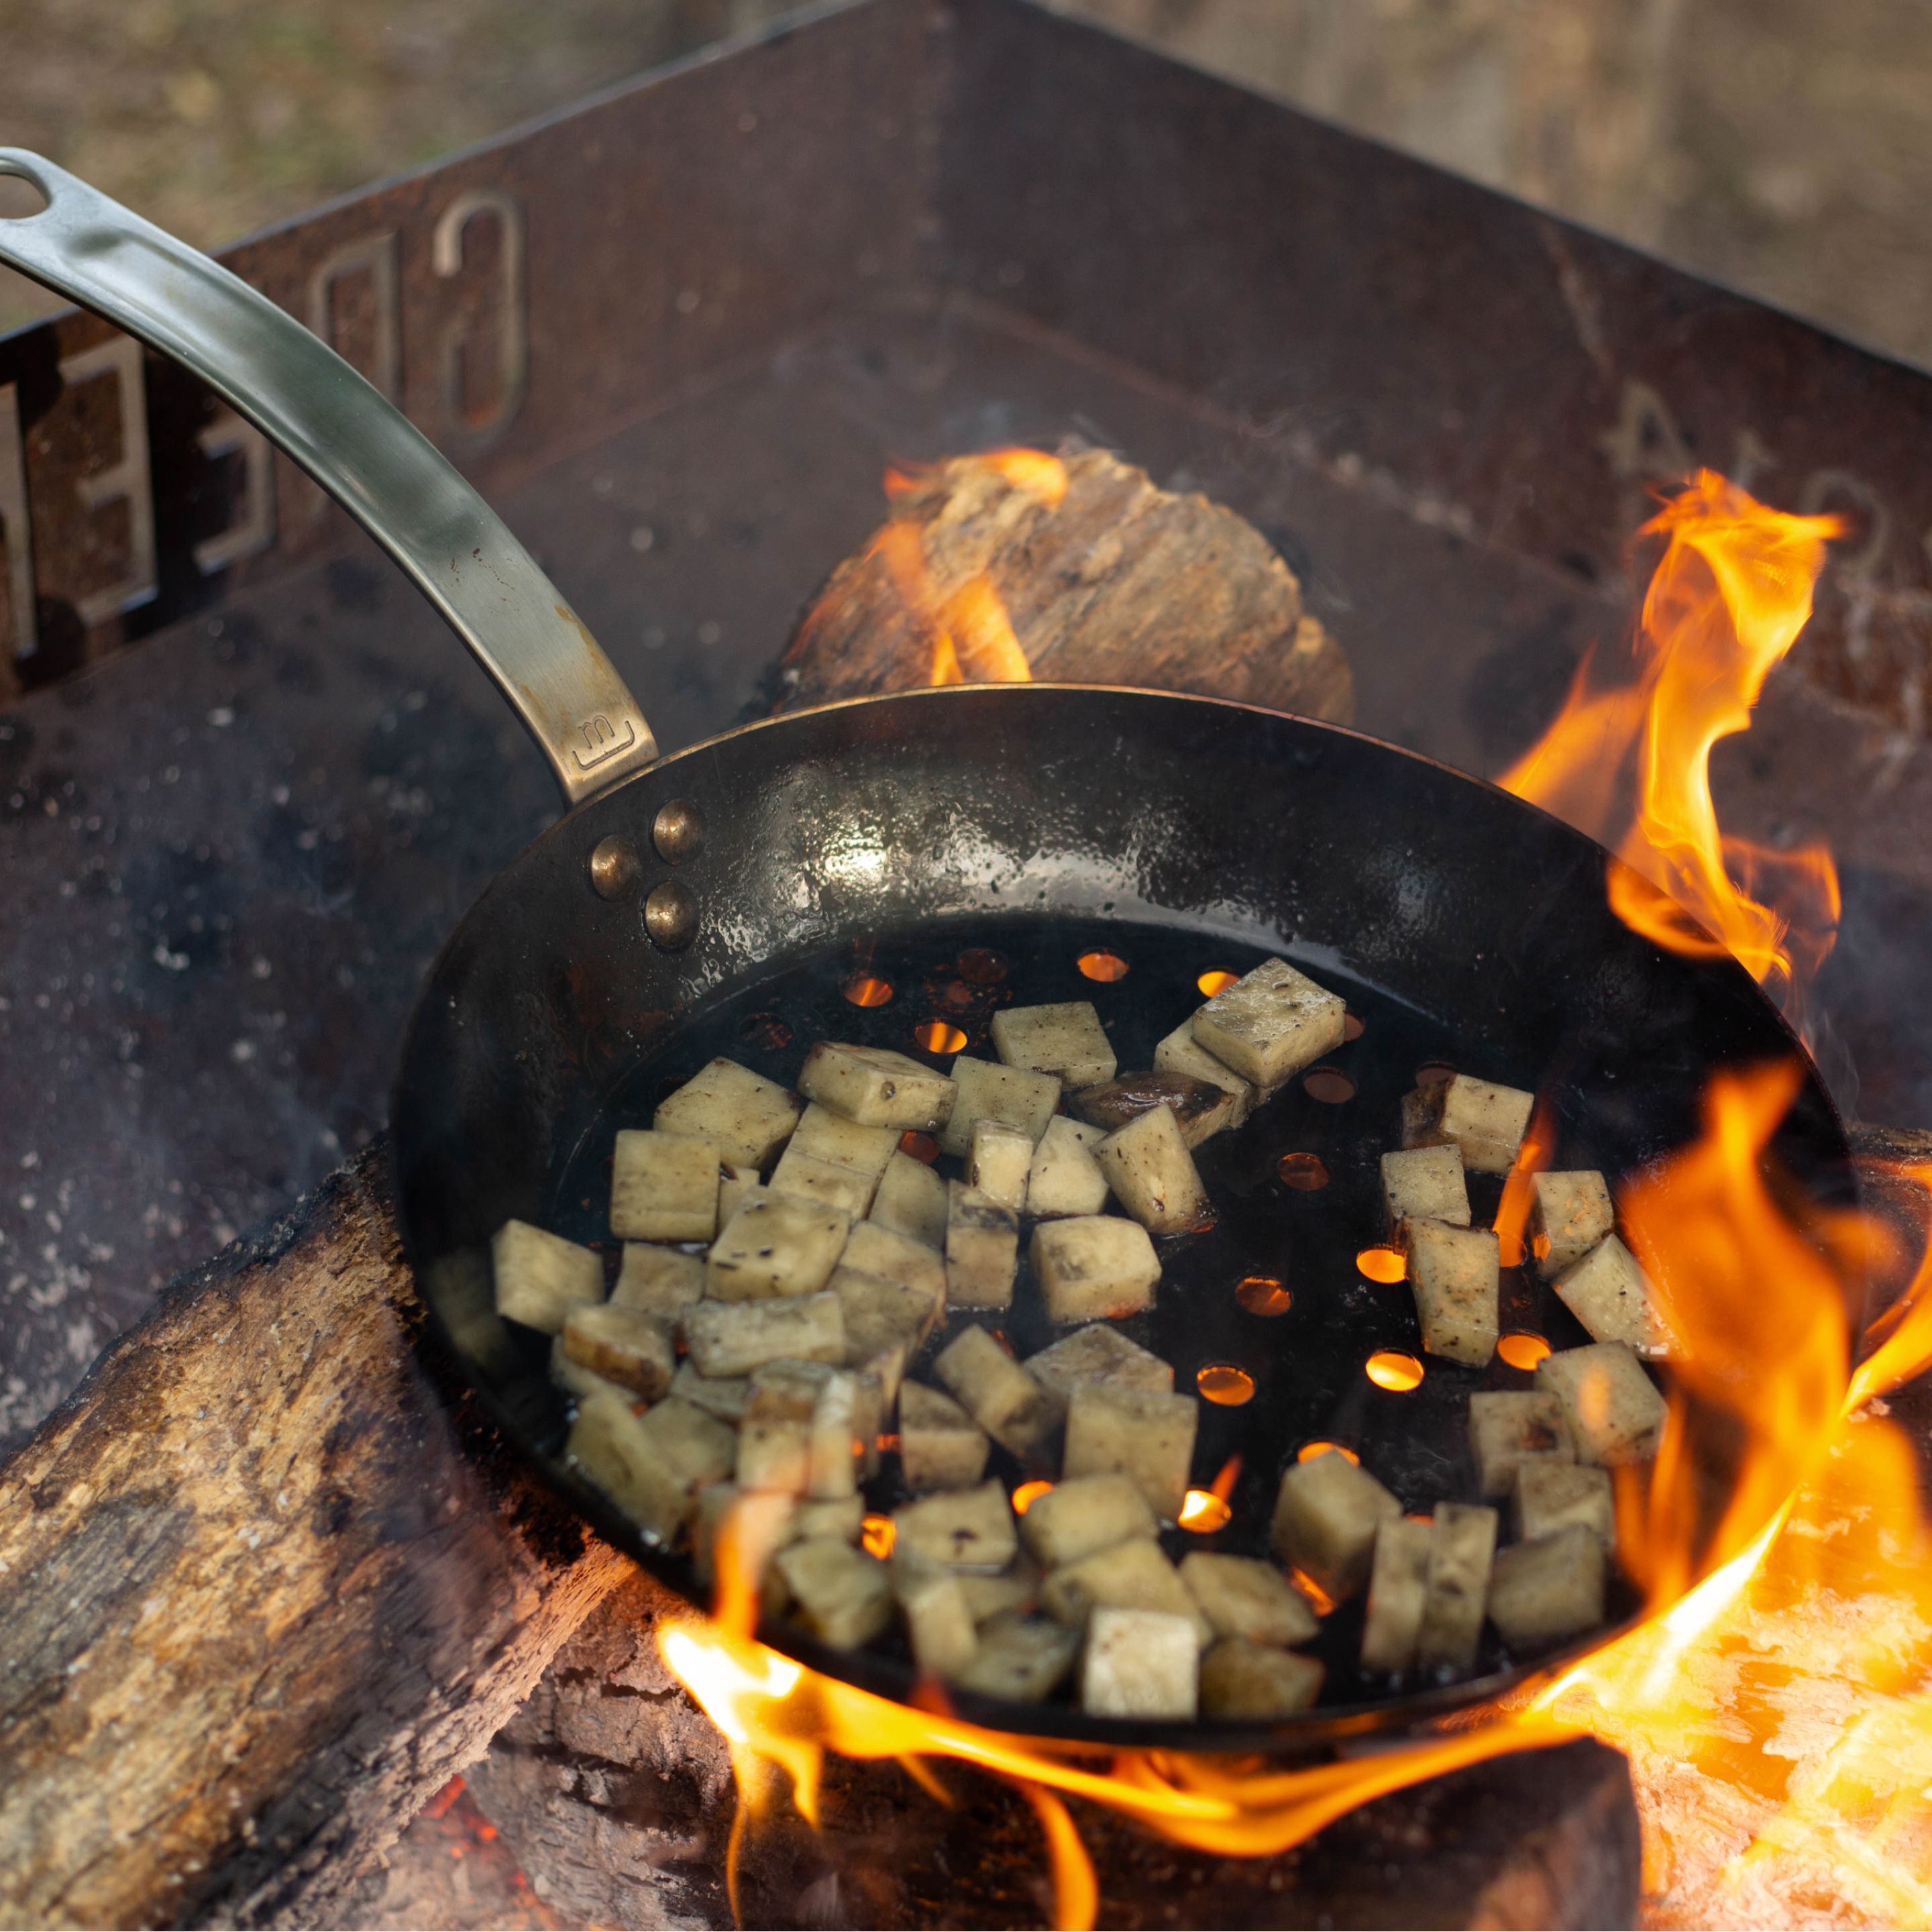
[644,879,700,951]
[653,797,707,865]
[587,835,643,901]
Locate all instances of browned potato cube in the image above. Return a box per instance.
[1271,1450,1401,1603]
[1020,1473,1158,1571]
[1536,1342,1667,1466]
[549,1334,630,1405]
[1488,1523,1606,1650]
[737,1360,830,1495]
[969,1119,1035,1212]
[798,1042,957,1132]
[1190,957,1345,1086]
[953,1616,1078,1703]
[567,1390,735,1544]
[893,1480,1018,1573]
[892,1555,979,1679]
[654,1057,802,1169]
[898,1381,991,1492]
[1404,1073,1534,1174]
[1199,1637,1324,1717]
[991,1000,1118,1088]
[938,1056,1061,1158]
[1063,1383,1199,1523]
[1094,1105,1210,1234]
[1081,1606,1198,1719]
[1024,1322,1173,1426]
[561,1302,676,1401]
[425,1252,517,1378]
[1468,1390,1574,1498]
[1025,1116,1112,1219]
[610,1128,721,1243]
[1071,1072,1235,1150]
[1358,1517,1432,1674]
[1415,1503,1497,1676]
[1407,1218,1500,1366]
[1514,1462,1615,1548]
[1528,1171,1615,1279]
[1180,1552,1319,1647]
[707,1188,851,1302]
[1154,1016,1258,1130]
[1380,1145,1470,1233]
[670,1361,752,1424]
[1030,1216,1161,1324]
[1042,1535,1212,1644]
[1554,1234,1676,1358]
[788,1102,901,1181]
[612,1242,705,1318]
[945,1182,1019,1311]
[773,1538,894,1649]
[492,1219,603,1334]
[842,1220,948,1308]
[682,1289,845,1379]
[768,1148,876,1220]
[933,1324,1056,1454]
[832,1269,938,1379]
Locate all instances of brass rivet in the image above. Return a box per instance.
[644,879,699,952]
[652,797,706,865]
[587,835,642,902]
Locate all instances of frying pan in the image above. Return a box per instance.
[0,152,1854,1750]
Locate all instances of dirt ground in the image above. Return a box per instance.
[1,0,1927,368]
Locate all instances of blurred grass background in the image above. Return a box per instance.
[0,0,1927,368]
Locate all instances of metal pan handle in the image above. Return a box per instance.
[0,149,657,807]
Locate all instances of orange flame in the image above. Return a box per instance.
[1501,470,1843,1022]
[1493,1094,1558,1269]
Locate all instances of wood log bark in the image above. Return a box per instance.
[0,1145,629,1931]
[771,445,1355,724]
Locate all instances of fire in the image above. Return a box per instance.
[1501,470,1843,1023]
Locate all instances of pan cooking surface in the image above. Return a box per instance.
[539,910,1642,1721]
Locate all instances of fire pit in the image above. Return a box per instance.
[2,2,1932,1927]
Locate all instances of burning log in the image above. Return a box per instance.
[772,445,1355,722]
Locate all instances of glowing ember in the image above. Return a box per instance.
[1297,1440,1358,1465]
[1496,1331,1552,1372]
[1235,1275,1293,1316]
[1356,1245,1406,1284]
[843,973,893,1008]
[1177,1489,1231,1533]
[1011,1480,1055,1515]
[1197,969,1240,996]
[1277,1153,1329,1190]
[1364,1350,1424,1393]
[913,1020,967,1054]
[1076,949,1129,983]
[859,1514,895,1560]
[1195,1364,1256,1406]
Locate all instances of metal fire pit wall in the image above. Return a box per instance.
[1,0,1931,1444]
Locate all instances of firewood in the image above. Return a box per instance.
[773,446,1355,722]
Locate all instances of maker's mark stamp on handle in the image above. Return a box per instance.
[574,714,638,769]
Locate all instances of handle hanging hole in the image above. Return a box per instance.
[0,172,50,220]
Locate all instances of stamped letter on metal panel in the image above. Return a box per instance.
[306,231,400,521]
[193,404,278,575]
[0,384,35,659]
[433,189,527,450]
[60,335,158,625]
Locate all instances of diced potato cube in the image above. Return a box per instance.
[1020,1473,1158,1571]
[737,1360,828,1494]
[1180,1552,1319,1647]
[843,1220,948,1307]
[934,1324,1056,1454]
[1094,1106,1210,1235]
[798,1041,957,1132]
[953,1616,1077,1703]
[1063,1383,1199,1523]
[1536,1342,1667,1466]
[1199,1637,1324,1718]
[1358,1517,1432,1674]
[1271,1450,1401,1602]
[945,1182,1020,1311]
[1405,1073,1534,1175]
[773,1538,894,1649]
[892,1556,980,1679]
[938,1056,1061,1158]
[768,1147,877,1220]
[1381,1145,1470,1233]
[1024,1324,1173,1426]
[1468,1390,1574,1498]
[1155,1017,1258,1129]
[898,1381,991,1491]
[561,1302,676,1401]
[425,1251,517,1377]
[683,1290,845,1379]
[612,1242,705,1318]
[718,1162,760,1228]
[893,1480,1018,1573]
[870,1150,949,1250]
[549,1334,630,1405]
[959,1554,1042,1625]
[706,1187,851,1302]
[1488,1523,1607,1650]
[654,1057,802,1169]
[1025,1116,1112,1219]
[1514,1462,1615,1548]
[969,1119,1035,1212]
[808,1369,861,1500]
[832,1268,938,1374]
[991,1000,1118,1088]
[1045,1536,1212,1646]
[847,1353,896,1477]
[1030,1216,1161,1324]
[567,1389,735,1544]
[1529,1171,1615,1279]
[794,1494,864,1544]
[492,1219,604,1336]
[1072,1072,1235,1151]
[609,1129,720,1243]
[1190,956,1345,1086]
[790,1102,900,1179]
[1555,1234,1676,1358]
[693,1483,796,1589]
[1407,1218,1500,1366]
[1416,1502,1497,1676]
[670,1361,752,1424]
[1081,1606,1198,1720]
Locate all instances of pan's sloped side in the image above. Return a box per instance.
[392,685,1849,1746]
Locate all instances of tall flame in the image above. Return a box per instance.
[1501,470,1843,1020]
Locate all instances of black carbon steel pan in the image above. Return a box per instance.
[0,154,1853,1753]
